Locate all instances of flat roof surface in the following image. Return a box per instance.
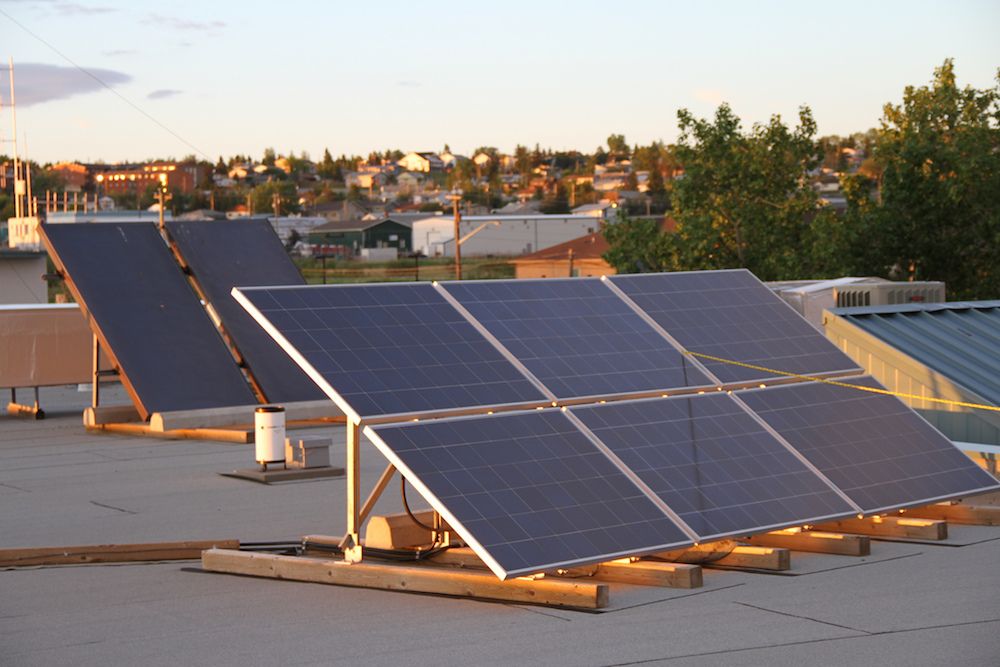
[3,386,1000,666]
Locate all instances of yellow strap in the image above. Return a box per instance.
[684,350,1000,414]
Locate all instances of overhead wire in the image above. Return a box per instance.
[0,7,212,161]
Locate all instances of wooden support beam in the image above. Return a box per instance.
[579,559,702,589]
[426,547,703,589]
[902,503,1000,526]
[812,516,947,540]
[83,404,141,427]
[0,539,239,567]
[86,421,252,444]
[149,400,344,432]
[746,528,871,556]
[201,548,608,609]
[713,545,790,571]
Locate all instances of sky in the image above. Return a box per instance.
[1,0,998,164]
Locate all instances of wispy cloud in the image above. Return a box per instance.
[396,80,421,88]
[52,2,116,15]
[0,1,117,15]
[8,62,131,107]
[101,48,136,57]
[143,13,226,31]
[147,88,182,100]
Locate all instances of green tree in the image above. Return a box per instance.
[667,104,824,279]
[842,60,1000,298]
[607,133,629,158]
[252,180,299,215]
[317,148,338,180]
[602,214,676,273]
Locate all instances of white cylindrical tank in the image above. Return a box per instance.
[254,406,285,467]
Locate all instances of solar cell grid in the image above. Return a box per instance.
[166,220,324,403]
[571,394,856,539]
[234,283,547,419]
[739,377,1000,512]
[610,270,860,384]
[368,410,692,579]
[442,279,713,399]
[40,222,256,418]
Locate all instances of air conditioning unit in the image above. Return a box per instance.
[834,281,945,308]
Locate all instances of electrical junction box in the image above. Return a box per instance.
[285,435,331,469]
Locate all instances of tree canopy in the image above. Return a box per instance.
[841,60,1000,298]
[605,103,826,280]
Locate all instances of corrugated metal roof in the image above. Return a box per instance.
[830,301,1000,407]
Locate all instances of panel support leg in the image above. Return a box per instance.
[91,334,101,409]
[343,421,362,561]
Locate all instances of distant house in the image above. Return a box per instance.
[397,152,444,173]
[307,218,413,254]
[509,231,613,279]
[571,201,618,219]
[344,171,384,190]
[439,151,467,169]
[473,152,492,168]
[49,163,89,192]
[312,199,371,222]
[396,172,424,195]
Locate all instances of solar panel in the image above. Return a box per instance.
[739,377,1000,513]
[442,279,713,399]
[166,220,325,403]
[609,270,860,384]
[571,394,856,539]
[40,223,256,419]
[366,410,692,579]
[233,283,548,420]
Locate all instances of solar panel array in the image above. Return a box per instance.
[235,270,1000,579]
[41,222,256,419]
[443,279,712,399]
[571,394,855,539]
[166,220,325,403]
[233,283,548,420]
[739,377,1000,513]
[610,270,861,383]
[368,410,692,578]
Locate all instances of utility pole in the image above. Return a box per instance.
[447,190,463,280]
[272,191,281,217]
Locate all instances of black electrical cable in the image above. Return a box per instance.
[401,475,435,532]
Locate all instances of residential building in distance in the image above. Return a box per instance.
[397,152,444,173]
[509,230,613,279]
[571,200,619,219]
[48,163,89,192]
[93,162,200,194]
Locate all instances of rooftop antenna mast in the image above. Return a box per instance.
[8,57,23,219]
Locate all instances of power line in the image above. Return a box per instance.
[0,7,212,161]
